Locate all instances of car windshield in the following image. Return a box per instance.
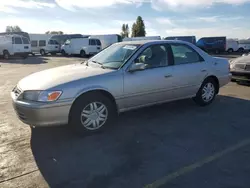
[88,43,140,69]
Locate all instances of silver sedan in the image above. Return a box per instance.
[11,40,231,134]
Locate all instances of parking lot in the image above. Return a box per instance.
[0,55,250,188]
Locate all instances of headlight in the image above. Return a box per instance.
[23,90,62,102]
[23,91,40,101]
[38,91,62,102]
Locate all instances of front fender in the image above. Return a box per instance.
[75,85,114,99]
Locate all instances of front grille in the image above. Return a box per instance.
[245,65,250,71]
[12,86,22,98]
[235,64,245,70]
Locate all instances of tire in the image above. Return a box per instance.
[80,50,86,58]
[227,48,233,53]
[69,92,117,135]
[3,50,10,59]
[193,78,217,106]
[40,49,46,56]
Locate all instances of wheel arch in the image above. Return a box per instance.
[204,75,220,94]
[68,88,118,122]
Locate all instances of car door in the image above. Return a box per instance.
[21,37,30,53]
[122,44,176,109]
[95,39,101,52]
[13,36,23,53]
[169,43,208,98]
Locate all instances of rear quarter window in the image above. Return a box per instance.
[31,40,38,47]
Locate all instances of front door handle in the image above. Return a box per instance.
[201,70,207,72]
[164,75,172,78]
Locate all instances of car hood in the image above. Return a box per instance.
[18,63,114,90]
[231,55,250,64]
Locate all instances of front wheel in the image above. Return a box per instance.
[69,93,117,135]
[193,78,217,106]
[40,49,46,56]
[3,50,10,59]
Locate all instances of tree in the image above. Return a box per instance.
[120,24,129,38]
[131,16,146,37]
[6,25,22,33]
[45,31,63,35]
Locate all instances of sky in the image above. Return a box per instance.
[0,0,249,39]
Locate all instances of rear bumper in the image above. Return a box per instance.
[218,73,232,87]
[231,71,250,81]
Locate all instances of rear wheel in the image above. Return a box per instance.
[3,50,10,59]
[40,49,46,56]
[69,92,117,135]
[193,78,217,106]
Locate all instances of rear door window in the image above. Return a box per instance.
[170,43,203,65]
[14,37,22,44]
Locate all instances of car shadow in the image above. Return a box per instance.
[30,95,250,188]
[0,56,48,64]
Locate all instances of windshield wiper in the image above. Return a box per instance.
[91,60,102,65]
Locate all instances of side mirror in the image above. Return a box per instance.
[129,63,146,72]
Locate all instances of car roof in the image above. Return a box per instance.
[118,40,191,45]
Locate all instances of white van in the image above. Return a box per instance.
[89,34,122,49]
[226,39,239,53]
[0,34,31,59]
[30,34,60,55]
[238,39,250,52]
[61,38,101,57]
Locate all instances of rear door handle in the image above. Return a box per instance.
[164,75,172,78]
[201,70,207,72]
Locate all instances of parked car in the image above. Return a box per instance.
[0,34,31,59]
[60,38,101,57]
[230,55,250,82]
[165,36,196,45]
[11,40,231,135]
[226,39,239,53]
[196,36,226,54]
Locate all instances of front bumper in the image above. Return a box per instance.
[231,70,250,81]
[12,95,73,127]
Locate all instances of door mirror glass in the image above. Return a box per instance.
[129,63,146,72]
